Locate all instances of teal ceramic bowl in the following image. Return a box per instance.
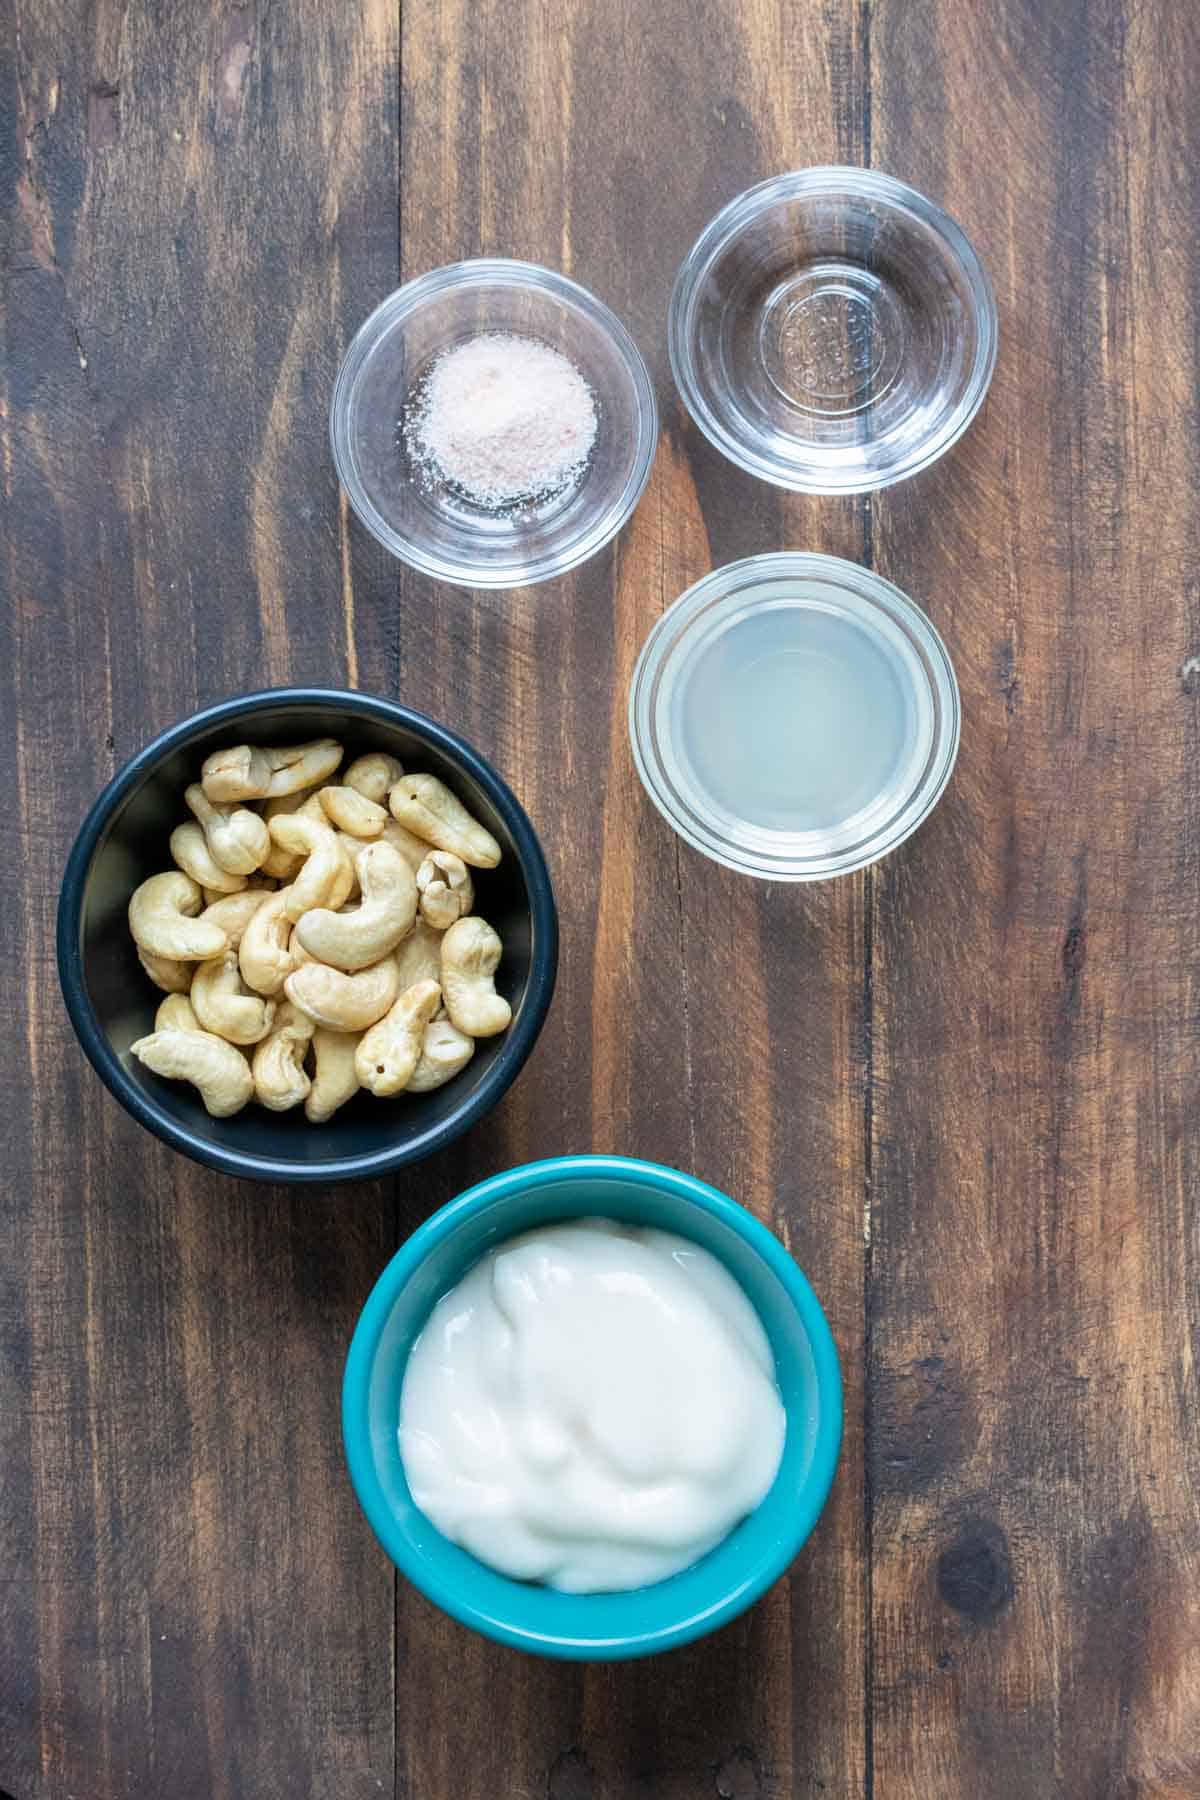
[342,1154,842,1659]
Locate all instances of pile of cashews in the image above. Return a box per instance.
[126,738,513,1122]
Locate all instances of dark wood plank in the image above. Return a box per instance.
[867,2,1200,1795]
[1,3,400,1796]
[392,2,871,1796]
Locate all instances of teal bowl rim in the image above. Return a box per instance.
[342,1153,843,1659]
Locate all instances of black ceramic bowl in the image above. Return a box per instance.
[57,689,558,1183]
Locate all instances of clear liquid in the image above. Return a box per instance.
[673,598,914,836]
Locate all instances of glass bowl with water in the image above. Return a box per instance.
[331,260,658,588]
[629,553,960,881]
[669,169,997,493]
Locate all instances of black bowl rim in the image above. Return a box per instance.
[56,687,559,1184]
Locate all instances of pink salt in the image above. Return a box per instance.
[411,332,597,507]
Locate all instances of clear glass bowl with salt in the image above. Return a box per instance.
[331,259,659,589]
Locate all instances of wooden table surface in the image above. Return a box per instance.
[4,1,1200,1796]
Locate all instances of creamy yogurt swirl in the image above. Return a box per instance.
[398,1218,787,1593]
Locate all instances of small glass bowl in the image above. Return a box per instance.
[669,169,997,493]
[331,259,658,588]
[629,553,960,881]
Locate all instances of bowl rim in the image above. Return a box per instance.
[330,257,660,588]
[668,165,999,494]
[342,1153,844,1658]
[628,551,962,882]
[56,687,559,1183]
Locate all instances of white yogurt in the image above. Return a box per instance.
[398,1218,787,1593]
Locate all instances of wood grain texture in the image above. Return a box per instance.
[4,0,1200,1796]
[393,2,869,1796]
[2,2,399,1797]
[866,1,1200,1796]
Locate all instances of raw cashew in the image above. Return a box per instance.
[332,829,365,897]
[130,735,510,1124]
[263,787,319,821]
[380,817,437,873]
[337,821,421,888]
[290,921,355,969]
[201,886,227,907]
[130,1027,254,1118]
[306,1028,362,1123]
[355,980,442,1097]
[338,828,424,902]
[294,841,418,972]
[238,888,297,995]
[295,790,335,822]
[394,921,446,993]
[184,783,270,875]
[261,788,323,878]
[203,739,343,803]
[389,774,501,869]
[262,739,343,798]
[251,1001,315,1111]
[268,813,355,921]
[198,878,275,907]
[261,842,302,880]
[199,888,273,949]
[201,743,274,803]
[270,794,359,893]
[289,929,318,969]
[284,954,400,1031]
[139,947,192,993]
[408,1016,476,1093]
[319,785,387,838]
[169,821,247,895]
[155,992,199,1033]
[416,851,474,930]
[344,753,403,804]
[129,871,229,962]
[333,832,368,898]
[191,950,276,1045]
[393,919,444,991]
[440,916,512,1037]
